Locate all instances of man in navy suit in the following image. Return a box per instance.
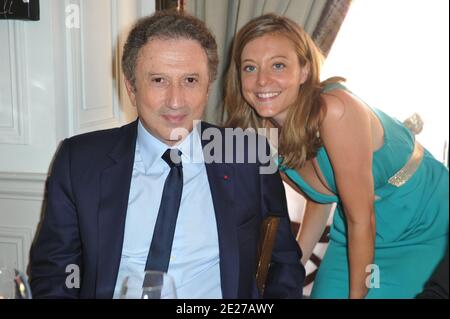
[29,10,304,299]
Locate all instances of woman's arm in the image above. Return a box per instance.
[297,200,333,265]
[279,171,332,265]
[320,90,377,299]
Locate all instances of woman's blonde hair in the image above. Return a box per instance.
[224,13,343,169]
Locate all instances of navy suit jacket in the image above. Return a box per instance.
[29,120,304,298]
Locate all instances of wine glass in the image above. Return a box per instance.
[120,270,177,299]
[0,267,32,299]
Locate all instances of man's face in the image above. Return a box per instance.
[125,38,211,145]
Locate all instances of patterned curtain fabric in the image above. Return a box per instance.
[312,0,352,57]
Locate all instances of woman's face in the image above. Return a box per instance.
[240,34,309,125]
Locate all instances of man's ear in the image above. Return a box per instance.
[207,84,212,98]
[124,78,137,107]
[299,62,310,85]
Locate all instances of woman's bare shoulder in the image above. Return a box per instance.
[321,89,368,125]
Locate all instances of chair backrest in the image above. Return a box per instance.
[256,215,280,296]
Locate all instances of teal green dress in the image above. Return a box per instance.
[279,83,449,298]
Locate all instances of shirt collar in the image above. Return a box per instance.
[137,120,204,173]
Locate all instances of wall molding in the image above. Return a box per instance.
[0,21,30,145]
[0,225,34,272]
[64,0,121,136]
[0,172,47,201]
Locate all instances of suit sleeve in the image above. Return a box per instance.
[29,139,82,298]
[258,139,305,298]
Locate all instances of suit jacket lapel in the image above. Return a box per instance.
[200,122,239,299]
[96,120,137,298]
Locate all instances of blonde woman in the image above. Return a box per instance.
[225,13,449,299]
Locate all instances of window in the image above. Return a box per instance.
[322,0,449,162]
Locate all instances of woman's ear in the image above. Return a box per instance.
[300,63,310,84]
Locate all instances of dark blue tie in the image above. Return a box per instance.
[145,148,183,272]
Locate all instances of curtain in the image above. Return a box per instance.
[312,0,352,57]
[186,0,329,124]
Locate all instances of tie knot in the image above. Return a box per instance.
[162,149,182,168]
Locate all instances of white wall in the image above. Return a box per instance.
[0,0,154,272]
